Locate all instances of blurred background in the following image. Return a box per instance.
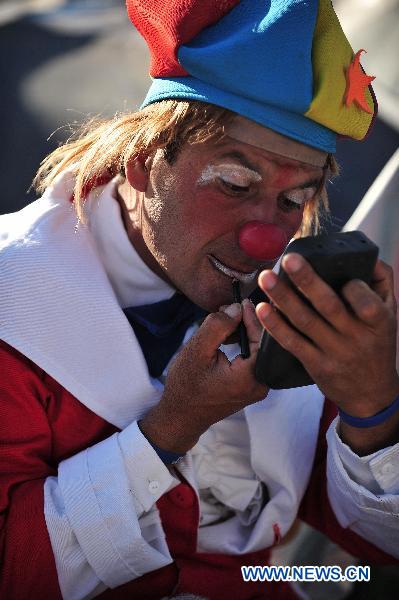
[1,1,398,598]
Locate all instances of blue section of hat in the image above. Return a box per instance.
[178,0,318,114]
[141,0,338,152]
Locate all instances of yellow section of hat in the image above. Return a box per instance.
[304,0,374,140]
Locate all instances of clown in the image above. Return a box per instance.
[1,1,399,599]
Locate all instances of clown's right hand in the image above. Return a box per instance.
[139,300,269,456]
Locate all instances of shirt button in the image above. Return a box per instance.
[381,462,394,476]
[148,480,160,494]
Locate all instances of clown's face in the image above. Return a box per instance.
[122,131,324,312]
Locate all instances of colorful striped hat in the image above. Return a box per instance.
[126,0,377,154]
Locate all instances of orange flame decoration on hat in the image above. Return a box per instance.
[345,49,375,114]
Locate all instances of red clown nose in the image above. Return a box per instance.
[238,222,288,261]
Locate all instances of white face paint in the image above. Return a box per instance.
[284,187,316,207]
[197,162,262,189]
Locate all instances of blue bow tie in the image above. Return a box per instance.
[123,293,207,378]
[124,287,266,378]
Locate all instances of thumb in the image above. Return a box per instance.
[193,303,242,361]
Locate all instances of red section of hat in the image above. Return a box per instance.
[126,0,240,77]
[345,49,375,114]
[238,222,288,261]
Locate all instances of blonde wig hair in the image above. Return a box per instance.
[34,100,337,234]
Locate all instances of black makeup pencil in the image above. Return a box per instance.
[232,279,250,359]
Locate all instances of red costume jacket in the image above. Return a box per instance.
[1,340,396,600]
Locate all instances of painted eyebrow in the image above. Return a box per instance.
[218,150,323,190]
[294,178,322,190]
[220,150,323,190]
[218,151,260,173]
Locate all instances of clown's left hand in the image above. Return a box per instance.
[257,255,399,455]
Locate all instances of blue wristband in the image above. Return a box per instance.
[138,421,185,465]
[339,394,399,428]
[148,442,185,465]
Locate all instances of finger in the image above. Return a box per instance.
[280,253,352,334]
[193,303,242,361]
[341,279,391,327]
[257,269,339,350]
[242,299,263,351]
[255,301,320,370]
[370,260,397,311]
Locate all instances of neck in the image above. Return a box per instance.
[116,180,174,286]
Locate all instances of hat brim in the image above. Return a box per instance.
[142,76,337,153]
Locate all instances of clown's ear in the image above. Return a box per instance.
[125,155,150,192]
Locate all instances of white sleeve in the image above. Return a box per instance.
[44,421,178,600]
[326,416,399,559]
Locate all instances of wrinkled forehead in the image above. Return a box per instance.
[226,116,328,169]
